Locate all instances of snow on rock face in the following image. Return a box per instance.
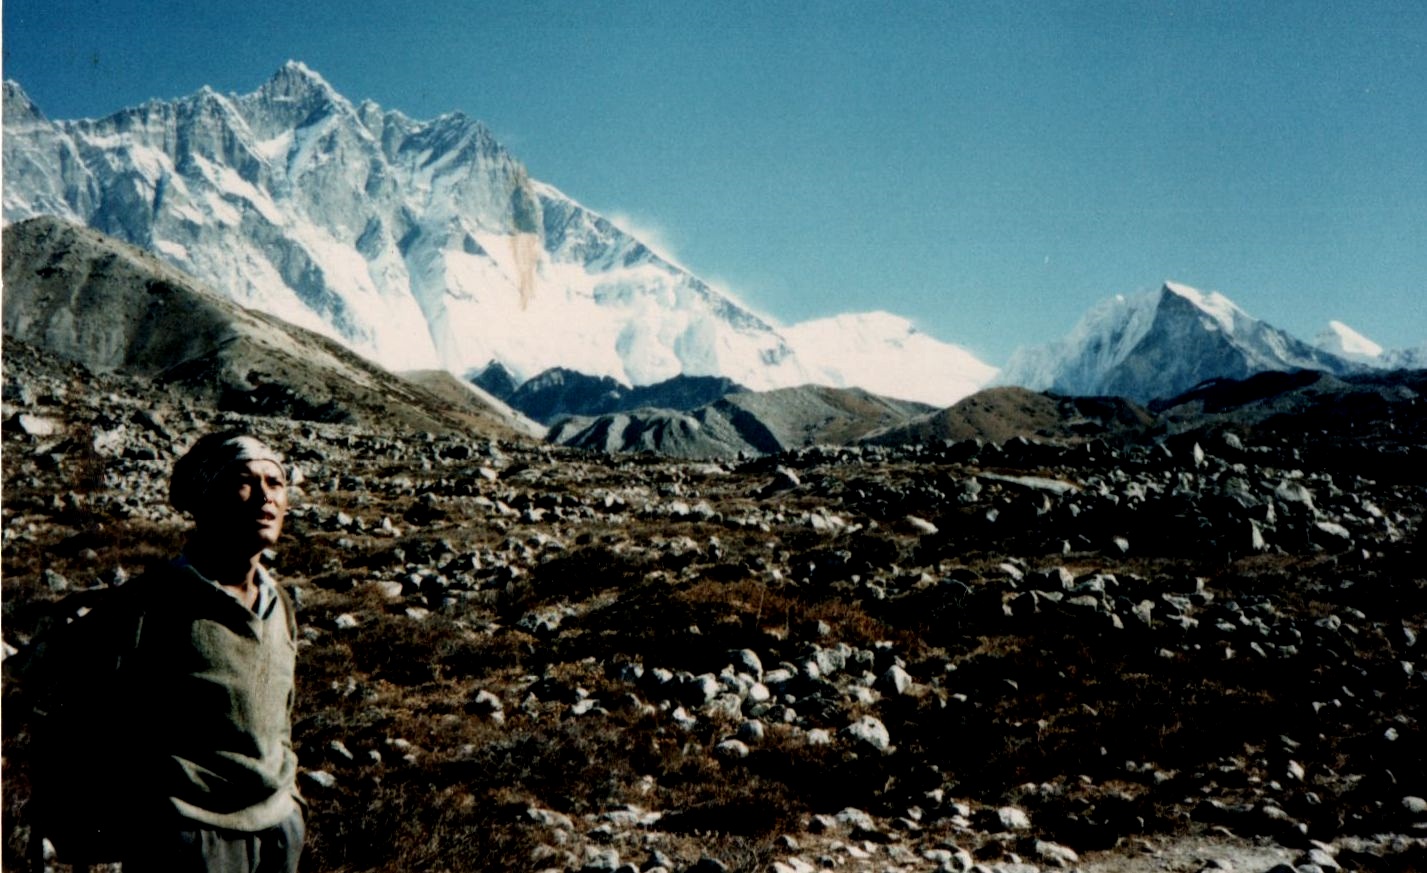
[1384,346,1427,369]
[2,65,1001,401]
[3,65,852,392]
[1162,281,1244,333]
[999,282,1360,403]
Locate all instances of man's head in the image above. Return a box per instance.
[171,432,289,552]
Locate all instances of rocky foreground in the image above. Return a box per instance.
[3,343,1425,872]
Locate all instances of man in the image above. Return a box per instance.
[34,432,306,872]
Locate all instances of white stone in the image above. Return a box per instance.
[303,769,337,788]
[732,648,764,679]
[995,805,1032,830]
[905,515,939,535]
[844,715,891,753]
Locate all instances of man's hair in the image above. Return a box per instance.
[170,431,286,516]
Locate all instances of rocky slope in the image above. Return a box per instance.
[2,215,540,439]
[1148,369,1427,492]
[3,331,1424,873]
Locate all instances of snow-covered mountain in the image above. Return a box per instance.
[1314,320,1427,370]
[1314,320,1383,363]
[1383,347,1427,369]
[998,281,1360,403]
[2,63,995,406]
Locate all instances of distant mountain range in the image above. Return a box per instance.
[1,62,992,407]
[997,281,1422,403]
[6,216,1424,464]
[476,365,745,427]
[1315,319,1427,370]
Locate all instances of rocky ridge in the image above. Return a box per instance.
[859,389,1156,449]
[2,215,540,439]
[548,386,934,458]
[3,333,1424,872]
[490,367,748,428]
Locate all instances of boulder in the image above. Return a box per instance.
[844,715,892,753]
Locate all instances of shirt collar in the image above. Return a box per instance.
[174,555,278,618]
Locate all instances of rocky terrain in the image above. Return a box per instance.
[4,323,1426,873]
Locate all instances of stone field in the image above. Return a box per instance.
[3,342,1425,873]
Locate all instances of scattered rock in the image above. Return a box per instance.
[843,716,892,753]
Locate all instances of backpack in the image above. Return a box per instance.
[20,574,159,865]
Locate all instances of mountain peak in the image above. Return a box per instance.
[1315,320,1383,361]
[3,80,43,124]
[1000,283,1357,402]
[1160,281,1243,331]
[259,60,341,104]
[279,59,328,84]
[2,64,990,403]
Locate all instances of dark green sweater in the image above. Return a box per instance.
[127,561,300,831]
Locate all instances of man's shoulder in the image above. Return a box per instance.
[44,561,199,644]
[104,562,186,612]
[41,566,170,631]
[18,571,161,706]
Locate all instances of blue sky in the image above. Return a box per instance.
[5,0,1425,363]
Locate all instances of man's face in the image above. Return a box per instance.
[198,459,289,550]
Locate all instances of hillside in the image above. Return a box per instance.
[860,387,1156,448]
